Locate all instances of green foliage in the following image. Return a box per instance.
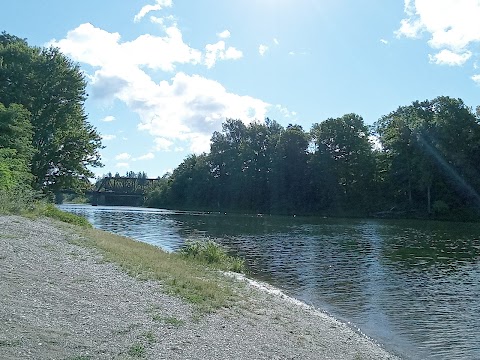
[146,96,480,220]
[35,203,92,227]
[180,239,245,273]
[0,183,38,214]
[0,103,34,190]
[127,343,146,358]
[0,32,103,192]
[374,96,480,214]
[310,113,376,211]
[432,200,449,216]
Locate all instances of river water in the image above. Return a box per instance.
[59,204,480,360]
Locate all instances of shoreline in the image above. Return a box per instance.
[0,215,402,359]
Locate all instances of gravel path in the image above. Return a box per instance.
[0,215,402,360]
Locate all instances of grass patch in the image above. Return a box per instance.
[152,314,185,326]
[78,227,241,312]
[141,331,156,345]
[34,203,91,227]
[127,343,146,358]
[179,239,245,273]
[0,186,90,228]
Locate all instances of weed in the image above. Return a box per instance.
[127,343,146,358]
[65,356,92,360]
[152,314,185,326]
[180,239,245,273]
[141,331,156,344]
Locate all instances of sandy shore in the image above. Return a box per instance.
[0,215,402,360]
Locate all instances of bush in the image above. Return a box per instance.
[179,239,245,273]
[0,185,38,214]
[432,200,449,216]
[38,203,91,227]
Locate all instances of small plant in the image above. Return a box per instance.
[127,343,146,358]
[141,331,156,344]
[152,313,185,326]
[179,239,245,273]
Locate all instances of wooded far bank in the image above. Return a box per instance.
[139,96,480,221]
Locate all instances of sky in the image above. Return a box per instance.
[2,0,480,178]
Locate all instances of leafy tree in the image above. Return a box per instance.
[209,119,248,209]
[311,114,375,212]
[375,96,480,213]
[0,32,102,192]
[0,102,34,188]
[270,124,310,213]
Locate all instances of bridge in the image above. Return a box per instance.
[89,177,160,206]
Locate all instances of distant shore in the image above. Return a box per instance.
[0,215,401,359]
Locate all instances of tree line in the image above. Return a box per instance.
[146,96,480,220]
[0,32,102,202]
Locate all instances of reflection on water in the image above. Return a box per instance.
[60,204,480,360]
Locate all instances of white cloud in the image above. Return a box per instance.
[101,134,116,141]
[154,138,173,151]
[259,44,268,56]
[115,162,130,168]
[396,0,480,68]
[101,115,115,122]
[275,104,297,119]
[115,152,132,160]
[134,0,172,23]
[429,49,472,65]
[204,40,243,68]
[472,74,480,84]
[380,39,389,45]
[134,152,155,160]
[273,38,279,45]
[51,21,268,154]
[135,72,269,153]
[50,23,202,76]
[217,30,231,39]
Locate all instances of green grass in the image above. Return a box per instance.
[180,239,245,273]
[0,187,90,227]
[152,314,185,326]
[141,331,156,345]
[33,203,91,227]
[127,343,146,358]
[76,227,242,312]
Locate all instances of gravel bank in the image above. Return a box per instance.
[0,215,402,360]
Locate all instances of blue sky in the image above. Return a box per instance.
[2,0,480,178]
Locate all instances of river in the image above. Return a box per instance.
[59,204,480,360]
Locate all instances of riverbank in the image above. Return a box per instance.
[0,215,401,359]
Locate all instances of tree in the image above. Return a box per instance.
[0,102,34,189]
[311,114,375,212]
[0,32,102,192]
[271,124,310,213]
[375,96,480,214]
